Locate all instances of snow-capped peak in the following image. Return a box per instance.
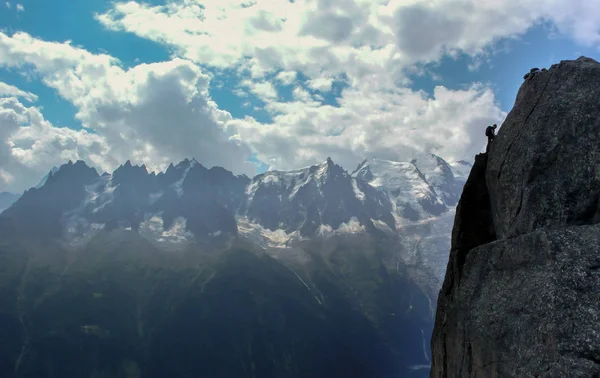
[170,159,198,197]
[352,158,446,222]
[410,153,462,207]
[247,158,344,202]
[448,159,473,183]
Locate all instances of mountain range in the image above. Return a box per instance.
[0,153,470,378]
[2,154,469,298]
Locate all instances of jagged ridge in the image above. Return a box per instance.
[2,154,468,243]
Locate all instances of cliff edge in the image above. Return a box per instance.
[431,56,600,378]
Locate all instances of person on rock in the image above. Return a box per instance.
[485,124,497,152]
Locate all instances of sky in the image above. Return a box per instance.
[0,0,599,193]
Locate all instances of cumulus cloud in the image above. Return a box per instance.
[292,86,313,102]
[0,31,254,191]
[15,3,23,11]
[90,0,600,173]
[2,0,600,191]
[0,82,38,102]
[97,0,600,81]
[299,11,355,43]
[241,80,278,101]
[232,88,248,98]
[0,96,108,192]
[275,71,297,85]
[229,82,505,172]
[307,76,334,92]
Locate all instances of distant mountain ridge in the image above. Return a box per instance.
[2,154,468,242]
[1,154,470,302]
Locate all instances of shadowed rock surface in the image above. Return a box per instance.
[431,56,600,378]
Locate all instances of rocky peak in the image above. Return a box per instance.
[45,160,98,187]
[431,56,600,377]
[411,154,461,206]
[2,160,99,237]
[35,166,60,189]
[352,158,446,220]
[158,158,196,187]
[244,158,394,236]
[112,160,151,187]
[306,157,346,183]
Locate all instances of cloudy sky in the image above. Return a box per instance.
[0,0,599,192]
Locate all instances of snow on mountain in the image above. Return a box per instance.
[394,209,457,300]
[5,155,469,247]
[352,158,446,224]
[139,215,194,247]
[349,156,470,299]
[448,160,473,184]
[246,158,341,203]
[169,159,197,197]
[2,155,471,300]
[411,154,462,207]
[236,216,305,248]
[244,157,396,237]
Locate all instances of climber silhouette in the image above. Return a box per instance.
[485,124,497,152]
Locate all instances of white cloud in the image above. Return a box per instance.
[91,0,600,174]
[292,86,312,102]
[5,2,10,9]
[229,82,506,172]
[275,71,297,85]
[0,31,254,192]
[0,82,38,102]
[3,0,600,191]
[241,79,278,101]
[15,3,23,11]
[0,168,14,184]
[0,96,109,192]
[97,0,600,82]
[307,77,334,92]
[232,88,248,98]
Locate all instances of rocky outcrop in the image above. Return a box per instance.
[431,56,600,378]
[487,56,600,239]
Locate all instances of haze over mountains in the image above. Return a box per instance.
[0,152,469,378]
[2,153,469,298]
[0,191,19,213]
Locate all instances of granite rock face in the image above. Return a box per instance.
[431,56,600,378]
[487,56,600,239]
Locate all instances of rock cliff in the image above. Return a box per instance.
[431,56,600,377]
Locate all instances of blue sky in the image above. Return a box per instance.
[1,0,599,192]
